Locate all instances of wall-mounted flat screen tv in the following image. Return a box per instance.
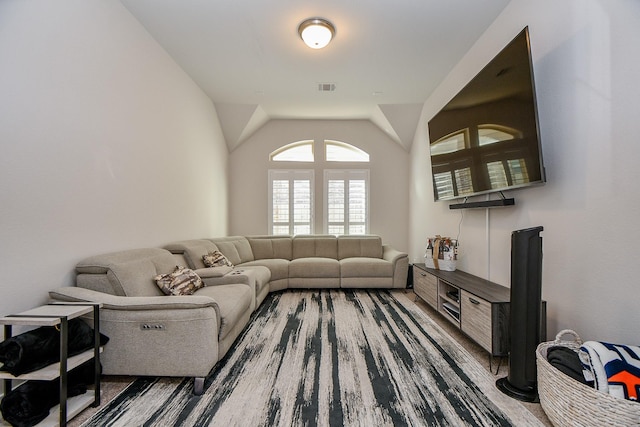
[428,27,545,203]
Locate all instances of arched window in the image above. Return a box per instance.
[325,140,370,162]
[270,140,314,162]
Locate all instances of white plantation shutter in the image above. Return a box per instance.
[269,170,314,235]
[324,170,369,235]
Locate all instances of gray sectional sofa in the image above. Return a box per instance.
[49,234,408,394]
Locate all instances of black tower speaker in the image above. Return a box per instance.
[496,226,543,402]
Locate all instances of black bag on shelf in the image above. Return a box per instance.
[0,318,109,376]
[0,359,97,427]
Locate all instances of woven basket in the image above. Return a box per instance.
[536,329,640,427]
[424,257,456,271]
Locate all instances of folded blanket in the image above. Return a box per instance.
[547,345,591,385]
[0,318,109,376]
[580,341,640,401]
[0,359,97,427]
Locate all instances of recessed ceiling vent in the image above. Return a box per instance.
[318,83,336,92]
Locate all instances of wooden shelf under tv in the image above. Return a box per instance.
[413,263,546,357]
[413,264,510,356]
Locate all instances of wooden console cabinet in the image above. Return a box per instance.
[413,263,510,356]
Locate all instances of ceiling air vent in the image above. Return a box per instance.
[318,83,336,92]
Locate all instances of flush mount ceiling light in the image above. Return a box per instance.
[298,18,335,49]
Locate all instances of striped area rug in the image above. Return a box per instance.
[81,290,543,427]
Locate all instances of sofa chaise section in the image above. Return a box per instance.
[49,247,253,394]
[164,238,271,311]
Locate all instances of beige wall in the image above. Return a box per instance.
[229,119,410,251]
[0,0,229,316]
[410,0,640,343]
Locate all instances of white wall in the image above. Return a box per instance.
[229,119,410,251]
[0,1,229,316]
[410,0,640,343]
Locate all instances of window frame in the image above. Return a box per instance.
[324,140,370,162]
[269,140,315,162]
[268,169,314,236]
[323,169,370,236]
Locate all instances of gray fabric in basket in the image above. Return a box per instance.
[547,346,591,385]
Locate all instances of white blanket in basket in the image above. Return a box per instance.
[580,341,640,401]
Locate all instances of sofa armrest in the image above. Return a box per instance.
[194,266,233,278]
[382,245,408,265]
[49,287,220,379]
[197,271,252,288]
[382,245,409,288]
[49,286,218,311]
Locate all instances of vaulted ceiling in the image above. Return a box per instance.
[120,0,511,151]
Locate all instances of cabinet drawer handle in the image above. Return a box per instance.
[420,273,427,277]
[468,297,480,305]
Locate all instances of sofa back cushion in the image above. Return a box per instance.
[76,248,176,297]
[292,235,338,259]
[247,236,293,260]
[163,239,218,269]
[208,236,254,265]
[337,235,383,260]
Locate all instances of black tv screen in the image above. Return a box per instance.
[428,27,545,202]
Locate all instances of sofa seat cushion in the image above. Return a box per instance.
[229,266,271,293]
[340,257,393,278]
[288,257,340,288]
[238,259,288,292]
[194,284,252,340]
[225,266,272,310]
[241,259,289,282]
[289,257,339,278]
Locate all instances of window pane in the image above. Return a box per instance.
[293,180,311,222]
[325,140,370,162]
[294,224,311,235]
[270,141,314,162]
[349,225,366,235]
[272,180,289,223]
[349,180,366,223]
[273,225,290,235]
[328,225,344,235]
[327,180,344,222]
